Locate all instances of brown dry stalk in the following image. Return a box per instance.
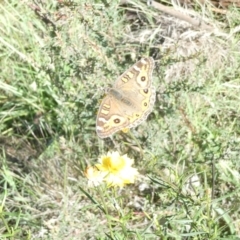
[120,0,217,31]
[150,1,215,31]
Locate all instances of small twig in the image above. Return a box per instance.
[28,3,56,29]
[120,0,216,32]
[150,0,215,31]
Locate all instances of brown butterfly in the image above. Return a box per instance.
[96,57,155,138]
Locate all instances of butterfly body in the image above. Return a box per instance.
[96,57,155,138]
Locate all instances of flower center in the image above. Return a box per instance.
[103,156,126,172]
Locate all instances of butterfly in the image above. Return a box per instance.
[96,57,155,138]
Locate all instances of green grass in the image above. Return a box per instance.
[1,0,240,239]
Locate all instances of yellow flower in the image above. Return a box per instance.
[95,151,138,187]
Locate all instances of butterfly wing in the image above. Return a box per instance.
[96,94,132,138]
[126,86,156,128]
[113,57,155,128]
[96,57,155,138]
[114,57,154,90]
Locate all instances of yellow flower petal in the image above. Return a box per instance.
[95,151,138,187]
